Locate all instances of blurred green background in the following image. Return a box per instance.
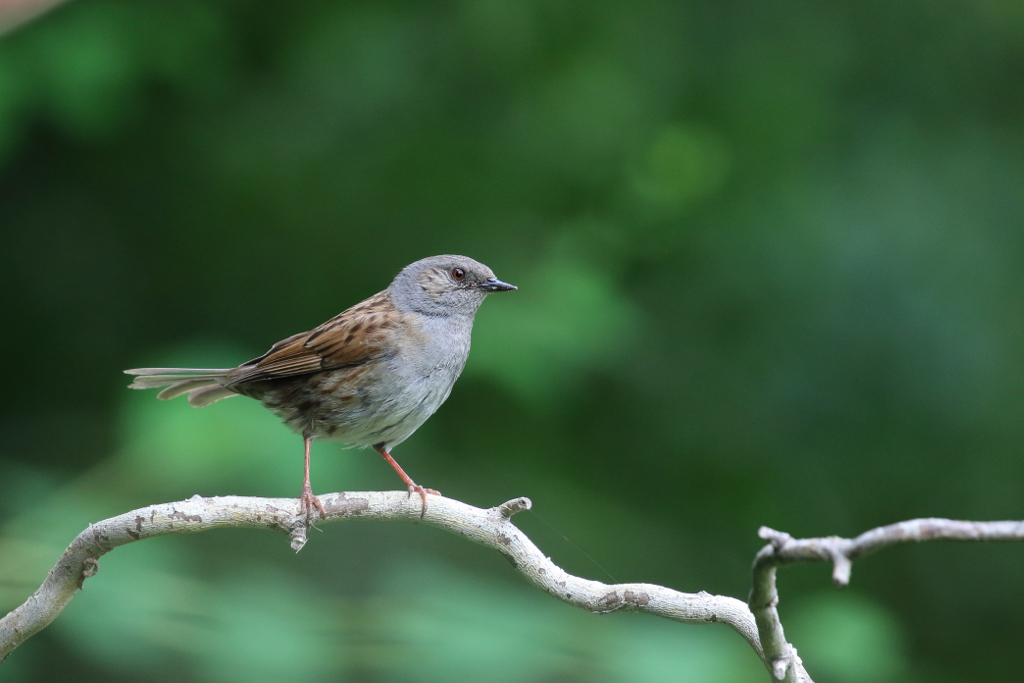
[1,0,1023,681]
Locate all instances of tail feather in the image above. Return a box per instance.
[188,385,237,407]
[125,367,234,375]
[125,367,238,407]
[156,378,221,400]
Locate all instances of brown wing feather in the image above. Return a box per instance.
[227,291,400,386]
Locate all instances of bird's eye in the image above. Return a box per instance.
[451,268,466,281]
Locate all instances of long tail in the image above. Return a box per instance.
[124,367,238,407]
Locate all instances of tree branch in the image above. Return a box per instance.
[5,493,1022,682]
[0,0,69,34]
[749,518,1024,682]
[0,491,765,671]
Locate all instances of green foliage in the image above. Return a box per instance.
[2,0,1024,680]
[787,591,907,683]
[470,241,638,403]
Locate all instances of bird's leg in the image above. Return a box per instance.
[300,436,326,520]
[373,444,438,514]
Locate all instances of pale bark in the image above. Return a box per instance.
[0,0,68,34]
[3,490,1023,682]
[0,492,764,668]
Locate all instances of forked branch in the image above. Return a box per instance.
[750,518,1024,682]
[3,493,1022,683]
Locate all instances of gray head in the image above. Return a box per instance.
[389,254,516,316]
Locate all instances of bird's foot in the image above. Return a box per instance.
[406,483,440,516]
[300,485,326,522]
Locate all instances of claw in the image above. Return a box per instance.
[406,484,440,516]
[300,486,326,521]
[374,444,438,518]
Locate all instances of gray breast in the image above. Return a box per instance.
[311,312,474,449]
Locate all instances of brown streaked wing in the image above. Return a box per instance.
[306,291,402,366]
[227,291,399,385]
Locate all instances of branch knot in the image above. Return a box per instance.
[758,526,792,551]
[497,497,531,518]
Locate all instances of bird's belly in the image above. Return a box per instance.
[250,360,460,449]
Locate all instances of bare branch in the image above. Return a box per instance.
[0,0,69,34]
[0,491,765,672]
[9,494,1020,683]
[749,518,1024,682]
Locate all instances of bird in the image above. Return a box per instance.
[125,255,516,520]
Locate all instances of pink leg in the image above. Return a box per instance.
[373,445,438,513]
[300,437,326,520]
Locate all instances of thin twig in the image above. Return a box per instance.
[0,0,69,34]
[749,518,1024,682]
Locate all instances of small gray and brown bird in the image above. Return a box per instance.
[125,255,516,519]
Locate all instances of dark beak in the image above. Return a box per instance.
[478,277,517,292]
